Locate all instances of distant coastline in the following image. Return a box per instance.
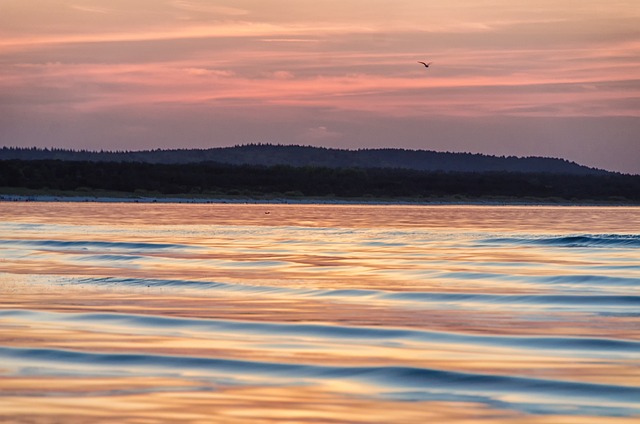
[2,192,638,207]
[2,159,639,205]
[0,144,611,174]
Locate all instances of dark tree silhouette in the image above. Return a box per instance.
[1,159,638,202]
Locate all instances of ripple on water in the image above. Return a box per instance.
[1,205,639,422]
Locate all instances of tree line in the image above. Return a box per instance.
[0,145,604,175]
[1,159,638,202]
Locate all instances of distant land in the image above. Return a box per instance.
[2,152,639,204]
[0,144,611,175]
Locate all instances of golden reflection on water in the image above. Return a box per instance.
[1,203,639,423]
[1,202,639,231]
[0,377,559,424]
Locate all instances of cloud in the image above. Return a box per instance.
[69,5,111,14]
[260,38,320,43]
[184,68,235,77]
[170,1,249,17]
[303,126,342,141]
[271,71,295,80]
[1,0,639,172]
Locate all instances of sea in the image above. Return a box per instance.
[0,202,638,423]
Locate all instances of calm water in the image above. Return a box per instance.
[1,203,639,423]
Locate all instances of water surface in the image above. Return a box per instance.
[1,203,639,423]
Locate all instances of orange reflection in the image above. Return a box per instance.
[1,203,639,423]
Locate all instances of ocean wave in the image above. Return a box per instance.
[75,277,640,308]
[0,239,195,252]
[483,234,640,248]
[2,346,639,409]
[3,309,638,354]
[535,274,639,286]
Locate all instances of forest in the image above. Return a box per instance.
[0,145,606,175]
[1,159,638,203]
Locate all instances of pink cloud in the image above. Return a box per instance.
[1,0,639,172]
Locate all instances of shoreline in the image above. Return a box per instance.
[1,193,638,207]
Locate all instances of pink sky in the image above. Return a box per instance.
[1,0,639,173]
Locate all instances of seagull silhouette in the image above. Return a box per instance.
[418,61,432,68]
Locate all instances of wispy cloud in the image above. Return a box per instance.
[69,5,111,14]
[169,1,249,17]
[1,0,639,172]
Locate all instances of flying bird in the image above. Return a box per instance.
[418,61,432,68]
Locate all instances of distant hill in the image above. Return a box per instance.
[0,144,607,175]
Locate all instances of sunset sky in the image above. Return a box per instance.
[1,1,639,173]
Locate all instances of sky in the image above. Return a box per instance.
[1,1,639,173]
